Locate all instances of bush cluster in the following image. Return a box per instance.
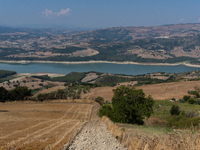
[0,86,32,102]
[168,104,200,128]
[168,115,200,128]
[188,90,200,98]
[95,96,105,105]
[168,109,200,128]
[37,84,91,101]
[170,105,180,116]
[180,91,200,105]
[0,70,16,79]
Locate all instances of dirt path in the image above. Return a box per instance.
[67,105,126,150]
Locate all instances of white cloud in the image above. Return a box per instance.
[179,18,185,22]
[198,18,200,22]
[43,9,53,18]
[57,8,72,16]
[43,8,72,18]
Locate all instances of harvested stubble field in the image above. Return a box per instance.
[0,102,93,150]
[82,80,200,101]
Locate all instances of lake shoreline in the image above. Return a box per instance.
[0,60,200,68]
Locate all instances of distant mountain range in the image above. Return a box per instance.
[1,23,200,64]
[67,23,200,42]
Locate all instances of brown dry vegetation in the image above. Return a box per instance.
[0,102,93,150]
[81,73,99,83]
[33,85,66,97]
[137,80,200,100]
[125,48,173,60]
[0,76,65,90]
[102,116,200,150]
[170,46,200,58]
[82,80,200,101]
[6,48,99,58]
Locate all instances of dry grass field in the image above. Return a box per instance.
[0,102,93,150]
[138,80,200,100]
[102,116,200,150]
[6,49,98,58]
[82,80,200,101]
[0,75,65,90]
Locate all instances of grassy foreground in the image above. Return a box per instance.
[153,100,200,128]
[102,115,200,150]
[100,100,200,149]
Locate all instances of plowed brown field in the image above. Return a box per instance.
[0,102,93,150]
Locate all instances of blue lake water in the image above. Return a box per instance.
[0,62,199,75]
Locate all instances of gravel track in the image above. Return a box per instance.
[67,105,126,150]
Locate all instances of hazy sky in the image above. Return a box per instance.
[0,0,200,29]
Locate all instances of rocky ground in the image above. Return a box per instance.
[66,105,126,150]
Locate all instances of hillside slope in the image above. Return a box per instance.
[2,23,200,64]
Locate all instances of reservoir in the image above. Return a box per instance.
[0,62,199,75]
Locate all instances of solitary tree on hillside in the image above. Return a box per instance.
[112,85,154,125]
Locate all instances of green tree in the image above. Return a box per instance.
[98,104,113,118]
[0,86,9,102]
[111,85,154,125]
[37,93,47,102]
[10,86,32,101]
[170,105,180,115]
[188,90,200,98]
[56,89,65,99]
[183,95,190,101]
[95,96,105,105]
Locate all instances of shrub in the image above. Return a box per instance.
[0,86,9,102]
[188,90,200,98]
[121,128,125,131]
[9,86,32,101]
[37,93,47,102]
[181,110,185,116]
[185,110,195,118]
[179,99,185,103]
[171,98,176,101]
[56,89,67,99]
[95,96,105,105]
[39,83,43,86]
[32,75,51,81]
[170,105,180,116]
[196,99,200,105]
[98,104,113,118]
[183,95,190,101]
[188,98,196,104]
[168,116,200,128]
[37,93,55,101]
